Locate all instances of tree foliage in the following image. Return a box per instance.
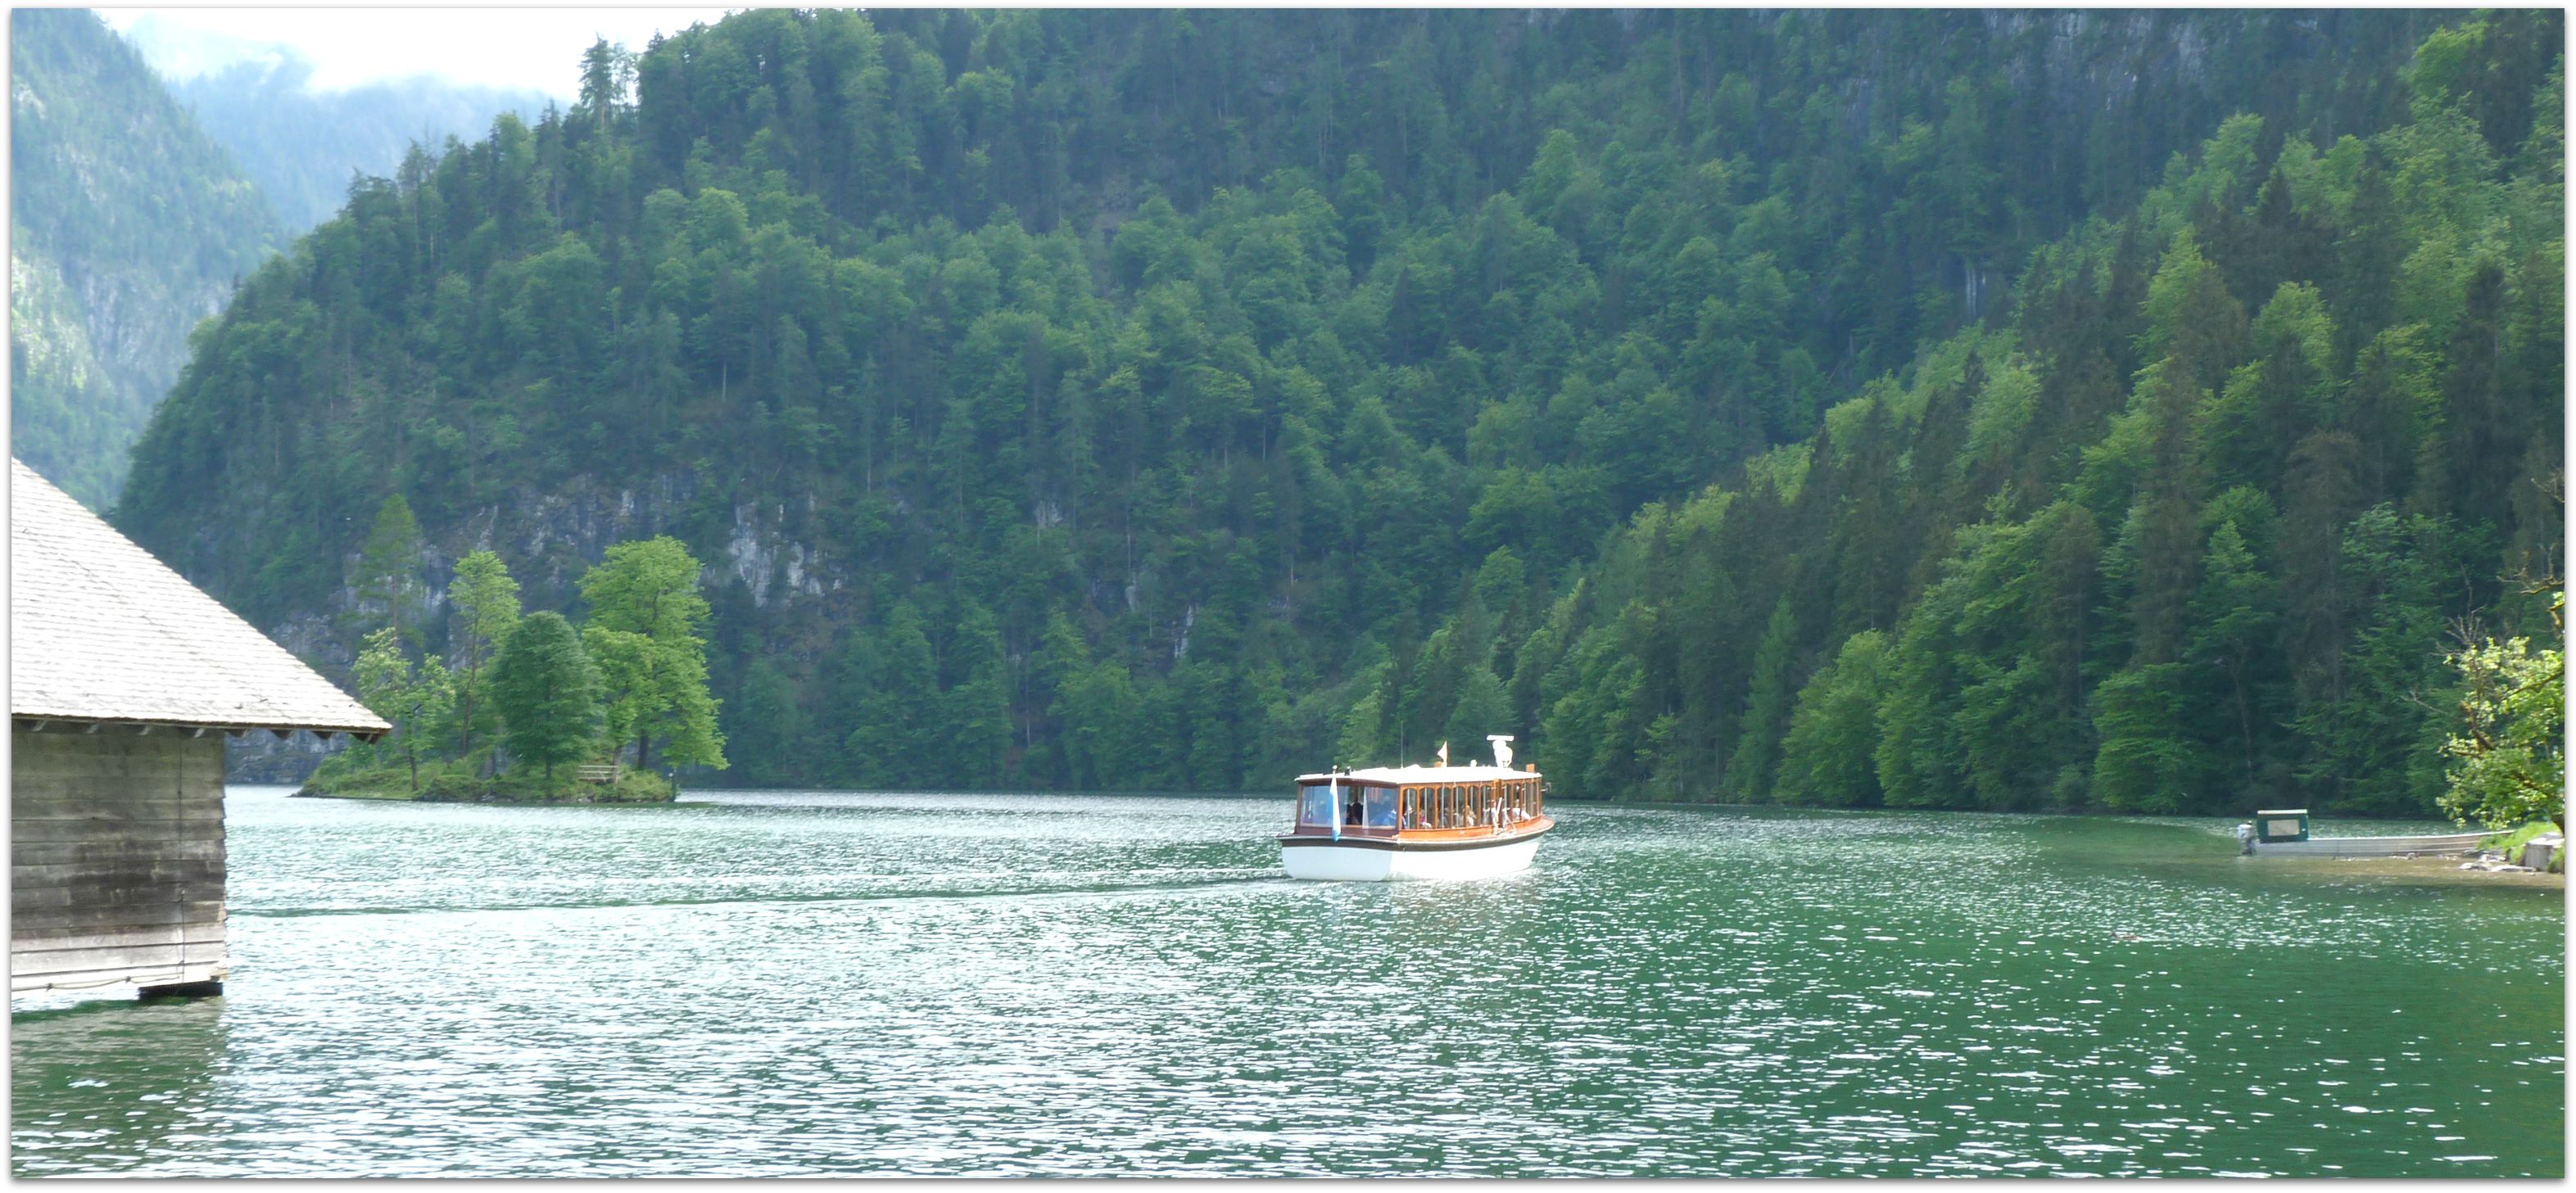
[115,11,2561,808]
[350,626,454,793]
[491,611,604,783]
[9,9,279,509]
[2439,589,2566,829]
[352,494,425,645]
[446,549,523,766]
[579,536,727,771]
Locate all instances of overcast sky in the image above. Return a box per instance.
[102,8,740,97]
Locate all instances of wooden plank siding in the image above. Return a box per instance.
[11,730,229,994]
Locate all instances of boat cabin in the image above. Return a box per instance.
[2252,808,2311,844]
[1288,765,1546,840]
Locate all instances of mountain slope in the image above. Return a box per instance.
[10,9,281,508]
[1504,13,2564,815]
[115,10,2552,806]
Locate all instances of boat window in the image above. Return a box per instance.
[1364,788,1396,829]
[1298,784,1333,827]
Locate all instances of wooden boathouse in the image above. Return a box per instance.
[11,459,387,998]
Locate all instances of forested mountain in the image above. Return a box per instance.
[141,40,550,232]
[10,9,281,508]
[117,10,2561,813]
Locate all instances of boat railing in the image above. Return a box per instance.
[1287,823,1401,837]
[1286,814,1551,838]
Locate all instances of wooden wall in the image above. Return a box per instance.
[12,730,227,995]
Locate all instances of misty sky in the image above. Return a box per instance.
[103,7,739,97]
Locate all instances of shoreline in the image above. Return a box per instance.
[2261,851,2567,890]
[292,784,675,807]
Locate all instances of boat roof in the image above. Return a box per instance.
[1296,765,1537,785]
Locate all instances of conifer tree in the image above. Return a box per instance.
[1724,598,1800,802]
[353,494,423,646]
[492,611,603,784]
[1442,667,1510,762]
[446,549,521,768]
[845,601,936,781]
[942,603,1012,787]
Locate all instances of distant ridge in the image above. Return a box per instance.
[8,8,281,510]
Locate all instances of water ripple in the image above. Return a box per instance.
[11,789,2562,1177]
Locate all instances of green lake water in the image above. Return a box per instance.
[11,786,2563,1177]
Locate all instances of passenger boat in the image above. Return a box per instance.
[1280,736,1553,881]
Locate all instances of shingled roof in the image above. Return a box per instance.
[11,459,388,739]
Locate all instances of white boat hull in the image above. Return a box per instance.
[1279,829,1546,881]
[2246,832,2486,857]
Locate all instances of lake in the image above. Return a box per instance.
[11,786,2563,1177]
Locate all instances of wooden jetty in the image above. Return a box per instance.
[11,460,387,999]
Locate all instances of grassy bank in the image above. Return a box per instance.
[2478,821,2565,872]
[298,760,676,805]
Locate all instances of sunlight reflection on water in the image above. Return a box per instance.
[11,788,2563,1176]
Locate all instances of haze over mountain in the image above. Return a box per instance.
[115,10,2561,815]
[9,8,281,509]
[118,13,553,232]
[11,10,575,511]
